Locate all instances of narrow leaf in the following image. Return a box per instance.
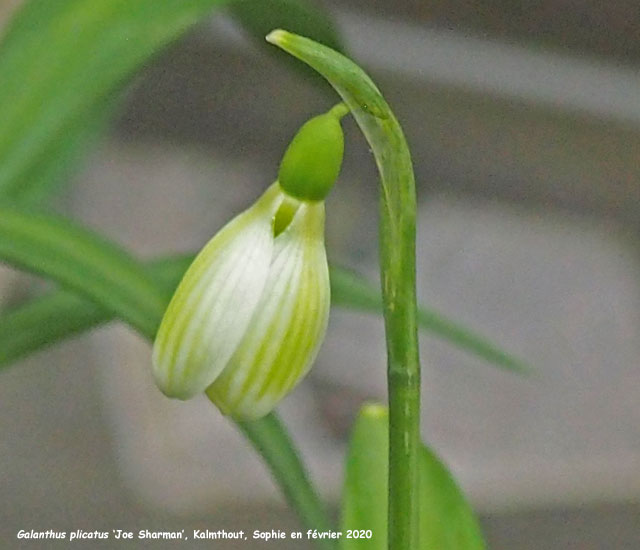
[0,256,191,367]
[341,404,486,550]
[0,0,228,203]
[239,415,337,550]
[330,266,532,374]
[0,225,528,374]
[341,403,388,550]
[0,253,530,374]
[0,0,345,205]
[0,205,170,339]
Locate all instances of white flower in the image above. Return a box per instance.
[152,182,330,420]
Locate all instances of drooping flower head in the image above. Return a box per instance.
[152,104,348,420]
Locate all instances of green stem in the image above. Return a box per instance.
[236,414,338,550]
[266,30,421,549]
[376,105,420,550]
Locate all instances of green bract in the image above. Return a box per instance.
[152,182,330,420]
[278,103,347,201]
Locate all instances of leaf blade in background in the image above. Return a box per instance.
[0,205,170,338]
[341,403,388,550]
[417,446,485,550]
[9,100,118,206]
[331,266,532,374]
[0,255,192,368]
[341,404,486,550]
[0,0,226,203]
[238,415,337,550]
[0,214,529,374]
[0,246,530,374]
[0,0,344,205]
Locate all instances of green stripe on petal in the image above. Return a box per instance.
[206,201,330,420]
[152,183,284,399]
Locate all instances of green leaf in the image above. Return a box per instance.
[0,213,528,373]
[417,446,485,550]
[0,0,228,204]
[0,255,191,368]
[0,252,530,374]
[7,100,117,206]
[330,267,532,374]
[238,415,336,550]
[0,0,344,205]
[0,205,171,339]
[341,404,388,550]
[341,404,486,550]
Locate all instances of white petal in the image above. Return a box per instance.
[152,184,283,399]
[206,200,330,420]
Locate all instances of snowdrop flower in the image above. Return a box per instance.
[152,104,348,420]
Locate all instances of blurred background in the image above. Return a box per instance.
[1,1,639,548]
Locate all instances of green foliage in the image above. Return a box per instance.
[0,1,528,376]
[0,206,335,542]
[0,255,191,368]
[238,415,336,550]
[0,247,528,374]
[341,404,388,550]
[341,404,486,550]
[331,267,531,374]
[0,206,169,339]
[0,0,344,206]
[0,0,227,204]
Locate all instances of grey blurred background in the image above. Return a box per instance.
[1,1,640,548]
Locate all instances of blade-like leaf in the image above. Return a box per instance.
[418,446,485,550]
[0,212,528,373]
[341,404,388,550]
[0,205,169,338]
[0,0,344,205]
[341,404,486,550]
[8,100,117,205]
[0,253,530,373]
[238,414,336,549]
[331,267,531,374]
[0,0,228,203]
[0,255,191,367]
